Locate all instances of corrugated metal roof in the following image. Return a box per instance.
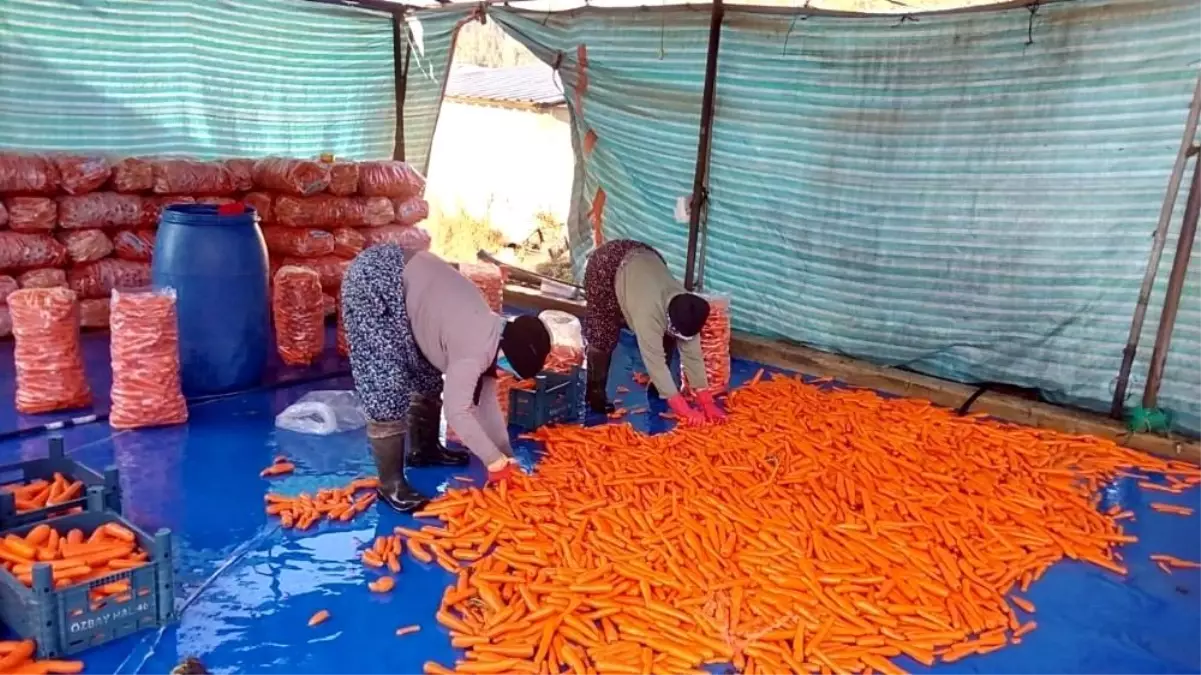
[445,64,566,108]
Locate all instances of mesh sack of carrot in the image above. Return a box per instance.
[109,288,188,430]
[52,155,112,196]
[67,259,151,299]
[224,158,255,192]
[8,288,91,415]
[5,197,56,233]
[78,298,110,330]
[0,153,59,194]
[357,160,426,199]
[0,233,67,270]
[111,157,153,193]
[360,224,432,252]
[0,473,85,516]
[273,266,325,367]
[111,230,156,262]
[394,196,430,226]
[0,520,149,591]
[253,158,331,197]
[681,293,731,394]
[273,195,394,229]
[0,275,18,301]
[18,268,67,290]
[151,159,235,195]
[406,374,1199,675]
[332,227,366,259]
[326,161,360,197]
[280,256,350,291]
[459,262,504,314]
[263,227,336,259]
[58,229,114,264]
[335,294,349,358]
[57,193,155,230]
[243,192,273,225]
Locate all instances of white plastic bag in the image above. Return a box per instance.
[275,390,367,435]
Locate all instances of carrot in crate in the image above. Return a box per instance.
[0,473,84,513]
[0,520,150,590]
[403,376,1201,675]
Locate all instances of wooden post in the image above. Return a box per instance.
[1112,73,1201,417]
[1142,149,1201,409]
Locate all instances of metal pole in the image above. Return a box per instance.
[682,0,724,292]
[1142,149,1201,409]
[392,17,411,161]
[1111,73,1201,417]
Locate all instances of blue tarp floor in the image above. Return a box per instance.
[0,330,1196,674]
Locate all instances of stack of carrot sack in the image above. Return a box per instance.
[0,153,432,337]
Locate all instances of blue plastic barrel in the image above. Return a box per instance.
[152,204,270,396]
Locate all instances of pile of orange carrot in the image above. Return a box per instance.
[0,521,149,598]
[263,477,378,530]
[1,473,86,513]
[396,374,1198,675]
[0,640,83,674]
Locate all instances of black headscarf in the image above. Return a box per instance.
[500,315,552,380]
[667,293,710,338]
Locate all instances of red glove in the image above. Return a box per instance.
[695,389,727,423]
[487,463,521,486]
[667,395,705,426]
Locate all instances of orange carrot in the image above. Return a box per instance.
[308,610,330,627]
[396,625,421,637]
[368,577,396,593]
[345,377,1200,674]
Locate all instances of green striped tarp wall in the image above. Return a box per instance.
[400,7,474,173]
[0,0,396,159]
[488,0,1201,436]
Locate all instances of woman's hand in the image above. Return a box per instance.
[695,390,727,423]
[667,395,706,426]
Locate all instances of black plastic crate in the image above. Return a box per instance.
[0,497,174,657]
[0,437,121,530]
[508,367,585,431]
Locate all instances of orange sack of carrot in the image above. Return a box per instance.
[403,375,1198,675]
